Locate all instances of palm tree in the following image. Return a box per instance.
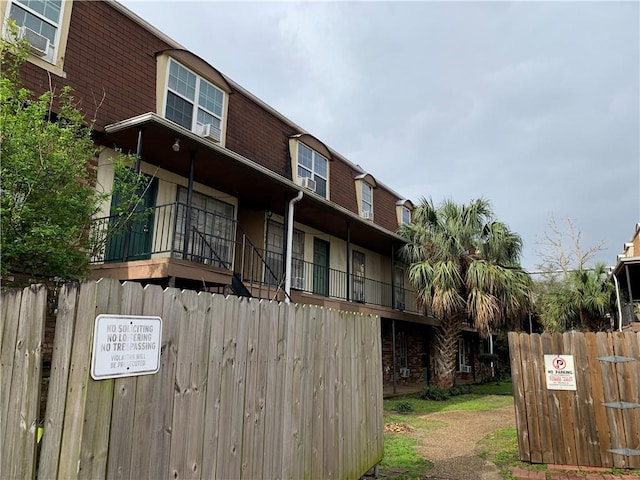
[398,198,532,389]
[538,262,614,332]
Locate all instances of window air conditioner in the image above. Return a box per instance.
[291,276,304,290]
[17,26,49,57]
[399,368,410,378]
[460,365,472,374]
[361,210,373,221]
[198,123,221,143]
[395,301,405,311]
[298,176,316,192]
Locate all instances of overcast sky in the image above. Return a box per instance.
[120,0,639,271]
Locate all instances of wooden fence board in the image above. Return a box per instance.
[78,278,121,479]
[240,298,261,479]
[508,332,531,462]
[201,293,228,479]
[511,331,640,469]
[584,332,613,467]
[148,286,182,479]
[311,306,326,480]
[107,281,143,479]
[4,285,47,479]
[129,284,165,478]
[323,306,338,479]
[0,287,23,470]
[38,283,79,479]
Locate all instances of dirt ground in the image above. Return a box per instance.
[417,405,516,480]
[375,403,516,480]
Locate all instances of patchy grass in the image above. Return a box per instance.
[379,434,433,479]
[380,381,514,478]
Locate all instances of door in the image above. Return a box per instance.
[313,238,330,296]
[105,176,157,262]
[352,250,365,302]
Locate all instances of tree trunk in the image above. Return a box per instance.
[432,316,465,389]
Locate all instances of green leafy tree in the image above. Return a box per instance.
[537,262,615,332]
[398,198,532,389]
[1,26,145,281]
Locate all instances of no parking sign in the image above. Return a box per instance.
[544,354,576,391]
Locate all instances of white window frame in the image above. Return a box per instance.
[361,183,373,219]
[4,0,62,64]
[164,58,225,134]
[297,142,329,199]
[265,220,305,287]
[401,206,411,224]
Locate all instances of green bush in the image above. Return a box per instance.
[449,384,472,396]
[394,400,414,414]
[419,385,450,401]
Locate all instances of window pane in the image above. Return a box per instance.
[298,144,313,169]
[197,109,221,129]
[314,177,327,198]
[10,4,56,43]
[21,0,60,22]
[297,165,312,179]
[362,184,372,203]
[314,154,328,178]
[165,91,193,130]
[169,61,196,100]
[198,80,224,117]
[402,207,411,224]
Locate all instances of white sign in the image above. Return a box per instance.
[544,354,576,391]
[91,314,162,380]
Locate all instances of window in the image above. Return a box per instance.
[458,338,471,373]
[265,220,305,287]
[165,59,224,135]
[6,0,62,63]
[297,143,328,198]
[401,206,411,224]
[174,188,235,268]
[352,251,365,302]
[361,183,373,220]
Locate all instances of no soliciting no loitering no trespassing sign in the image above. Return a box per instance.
[91,314,162,380]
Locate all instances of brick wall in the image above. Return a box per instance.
[381,322,432,384]
[18,1,406,241]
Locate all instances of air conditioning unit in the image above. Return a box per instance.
[17,26,49,57]
[291,276,304,290]
[361,210,373,221]
[395,301,406,311]
[399,368,410,378]
[198,123,221,143]
[298,176,316,192]
[460,365,472,374]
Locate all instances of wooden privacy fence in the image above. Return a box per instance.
[508,331,640,469]
[1,279,383,479]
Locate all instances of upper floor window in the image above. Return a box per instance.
[401,206,411,224]
[6,0,62,64]
[361,183,373,220]
[297,143,328,198]
[165,59,225,140]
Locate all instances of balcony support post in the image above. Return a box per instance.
[392,319,397,394]
[182,150,195,260]
[625,264,634,303]
[346,222,351,302]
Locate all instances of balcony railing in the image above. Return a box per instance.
[90,202,422,314]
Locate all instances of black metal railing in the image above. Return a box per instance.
[90,202,421,313]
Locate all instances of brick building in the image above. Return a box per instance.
[2,0,484,389]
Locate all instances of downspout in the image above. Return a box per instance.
[612,272,624,332]
[284,190,304,303]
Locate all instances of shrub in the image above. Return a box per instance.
[419,385,450,401]
[394,400,414,414]
[449,384,472,396]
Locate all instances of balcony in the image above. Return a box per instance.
[90,202,422,315]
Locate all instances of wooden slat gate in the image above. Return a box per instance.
[508,331,640,468]
[1,279,384,479]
